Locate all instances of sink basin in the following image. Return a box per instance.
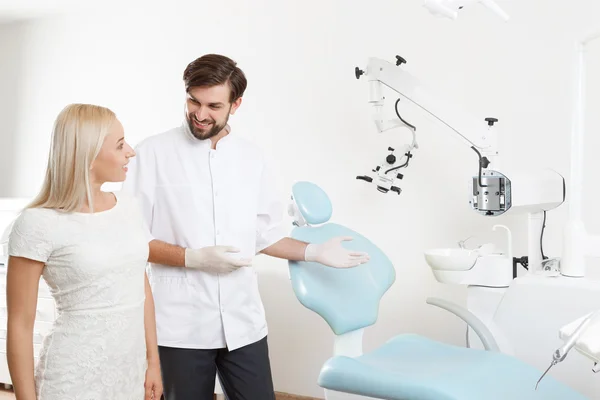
[424,248,479,271]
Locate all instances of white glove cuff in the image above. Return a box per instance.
[183,248,192,268]
[304,243,318,262]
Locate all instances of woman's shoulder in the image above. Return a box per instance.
[10,207,62,239]
[8,207,60,253]
[16,206,61,224]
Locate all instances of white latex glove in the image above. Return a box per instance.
[304,236,370,268]
[184,246,252,274]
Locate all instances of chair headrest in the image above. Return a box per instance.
[288,181,333,226]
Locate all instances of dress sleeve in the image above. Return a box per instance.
[7,208,54,263]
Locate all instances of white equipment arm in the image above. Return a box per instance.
[360,56,499,160]
[355,56,503,201]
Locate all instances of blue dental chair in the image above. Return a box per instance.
[286,181,588,400]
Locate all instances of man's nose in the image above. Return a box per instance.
[195,107,210,121]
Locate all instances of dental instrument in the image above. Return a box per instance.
[537,311,600,389]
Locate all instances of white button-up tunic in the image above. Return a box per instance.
[122,123,286,350]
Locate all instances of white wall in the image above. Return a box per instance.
[1,0,600,397]
[0,21,31,197]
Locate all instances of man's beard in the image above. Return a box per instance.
[187,114,229,140]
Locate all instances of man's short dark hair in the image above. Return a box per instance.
[183,54,247,103]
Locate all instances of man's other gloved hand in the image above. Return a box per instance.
[184,246,252,274]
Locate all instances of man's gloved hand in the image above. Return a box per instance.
[184,246,252,274]
[304,236,370,268]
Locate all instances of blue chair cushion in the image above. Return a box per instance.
[318,334,588,400]
[292,181,333,225]
[289,222,396,335]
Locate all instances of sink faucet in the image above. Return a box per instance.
[458,236,480,250]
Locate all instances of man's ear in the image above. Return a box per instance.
[230,97,243,115]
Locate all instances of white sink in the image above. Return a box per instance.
[424,248,479,271]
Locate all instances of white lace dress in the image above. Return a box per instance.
[8,192,151,400]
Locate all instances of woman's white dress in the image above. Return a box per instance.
[8,192,150,400]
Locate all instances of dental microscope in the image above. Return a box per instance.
[354,55,565,273]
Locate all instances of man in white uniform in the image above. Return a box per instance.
[122,54,369,400]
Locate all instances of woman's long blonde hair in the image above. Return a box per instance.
[27,103,117,213]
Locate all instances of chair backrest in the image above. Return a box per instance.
[287,182,396,335]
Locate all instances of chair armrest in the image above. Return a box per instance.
[426,297,499,352]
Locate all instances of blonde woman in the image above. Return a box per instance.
[5,104,163,399]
